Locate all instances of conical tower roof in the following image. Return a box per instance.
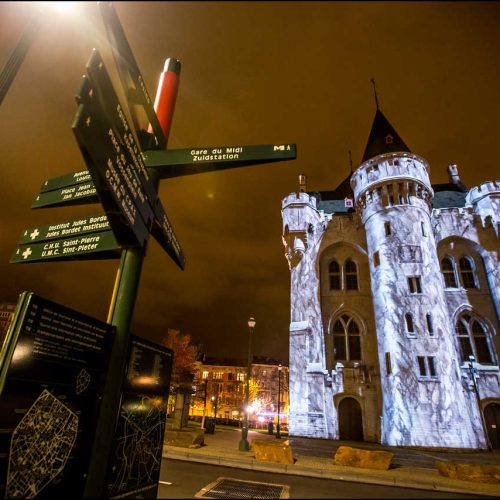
[361,109,411,163]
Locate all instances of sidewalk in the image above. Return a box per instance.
[162,426,500,497]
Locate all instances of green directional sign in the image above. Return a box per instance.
[40,170,93,193]
[32,181,98,208]
[143,143,297,178]
[18,214,110,244]
[10,230,121,264]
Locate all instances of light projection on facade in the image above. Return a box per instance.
[282,107,500,449]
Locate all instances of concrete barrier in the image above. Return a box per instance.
[436,461,500,484]
[252,439,294,465]
[164,428,205,448]
[334,445,393,470]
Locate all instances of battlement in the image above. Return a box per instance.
[466,181,500,206]
[282,191,317,210]
[350,152,431,202]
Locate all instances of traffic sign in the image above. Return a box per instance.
[17,214,110,244]
[10,230,121,264]
[31,180,98,208]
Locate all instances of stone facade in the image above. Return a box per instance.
[282,109,500,450]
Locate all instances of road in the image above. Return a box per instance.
[158,459,486,499]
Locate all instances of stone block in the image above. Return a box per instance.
[436,461,500,484]
[164,429,204,448]
[334,445,393,470]
[252,439,294,464]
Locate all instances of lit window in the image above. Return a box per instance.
[345,260,358,290]
[329,260,341,290]
[459,257,477,289]
[441,257,458,288]
[237,372,245,382]
[456,313,494,365]
[214,372,223,380]
[332,314,361,362]
[407,276,422,294]
[202,371,209,379]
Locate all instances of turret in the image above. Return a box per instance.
[350,108,485,449]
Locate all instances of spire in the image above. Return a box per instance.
[370,78,379,110]
[361,108,411,163]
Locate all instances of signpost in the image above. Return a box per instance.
[6,2,297,498]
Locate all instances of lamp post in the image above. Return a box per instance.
[239,316,255,451]
[276,363,282,439]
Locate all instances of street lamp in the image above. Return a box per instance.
[276,364,282,439]
[239,316,255,451]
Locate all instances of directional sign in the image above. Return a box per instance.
[143,143,297,178]
[73,73,152,248]
[99,1,166,151]
[85,49,158,209]
[17,214,110,244]
[151,203,185,270]
[31,180,98,208]
[10,230,121,264]
[39,170,93,193]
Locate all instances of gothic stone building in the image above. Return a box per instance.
[281,108,500,450]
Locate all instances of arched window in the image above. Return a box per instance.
[405,313,414,333]
[332,314,361,362]
[345,260,358,290]
[456,313,494,365]
[441,257,458,288]
[459,257,477,289]
[329,260,341,290]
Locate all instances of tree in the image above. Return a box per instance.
[161,328,199,429]
[162,328,199,388]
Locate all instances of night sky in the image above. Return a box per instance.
[1,2,499,363]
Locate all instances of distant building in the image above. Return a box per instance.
[282,107,499,449]
[190,356,289,427]
[0,303,15,350]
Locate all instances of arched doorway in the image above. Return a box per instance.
[484,403,500,450]
[338,397,363,441]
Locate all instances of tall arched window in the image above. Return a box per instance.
[456,313,495,365]
[329,260,341,290]
[441,256,458,288]
[332,314,361,362]
[459,257,477,289]
[345,260,358,290]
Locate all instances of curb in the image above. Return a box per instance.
[163,446,500,497]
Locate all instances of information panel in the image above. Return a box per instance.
[0,293,114,499]
[105,337,173,499]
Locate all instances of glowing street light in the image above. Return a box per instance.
[239,316,255,452]
[0,2,76,105]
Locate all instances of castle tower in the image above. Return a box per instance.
[350,109,486,448]
[281,180,336,438]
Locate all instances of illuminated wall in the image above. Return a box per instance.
[282,114,500,449]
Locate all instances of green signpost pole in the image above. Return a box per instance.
[82,58,180,500]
